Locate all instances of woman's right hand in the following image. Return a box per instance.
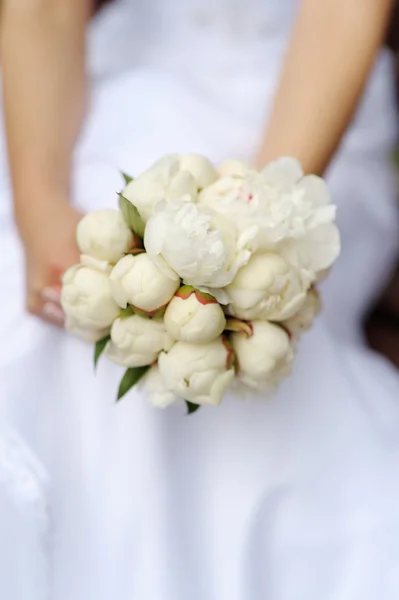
[17,198,83,326]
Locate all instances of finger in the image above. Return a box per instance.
[41,286,62,305]
[42,302,65,326]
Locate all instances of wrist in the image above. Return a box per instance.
[14,188,70,240]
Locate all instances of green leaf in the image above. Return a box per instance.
[94,334,111,369]
[118,193,146,238]
[117,366,150,401]
[185,401,200,415]
[119,305,135,319]
[121,171,134,185]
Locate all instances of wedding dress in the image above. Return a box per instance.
[1,1,399,598]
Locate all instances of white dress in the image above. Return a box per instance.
[1,1,399,598]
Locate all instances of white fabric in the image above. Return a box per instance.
[1,1,399,598]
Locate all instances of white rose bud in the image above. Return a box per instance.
[105,314,173,367]
[231,321,293,390]
[158,337,235,406]
[179,154,217,189]
[61,264,120,329]
[110,254,180,314]
[143,366,179,409]
[122,155,197,223]
[77,209,135,263]
[164,286,226,344]
[283,288,321,337]
[225,253,308,322]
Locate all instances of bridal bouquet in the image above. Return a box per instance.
[61,155,340,412]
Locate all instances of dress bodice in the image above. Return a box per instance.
[88,0,396,157]
[88,0,298,80]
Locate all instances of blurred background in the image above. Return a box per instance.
[365,3,399,369]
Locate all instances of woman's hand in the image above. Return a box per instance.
[1,0,89,325]
[17,199,83,326]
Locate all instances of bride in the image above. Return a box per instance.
[1,0,399,598]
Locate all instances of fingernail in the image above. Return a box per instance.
[42,302,64,322]
[41,287,61,303]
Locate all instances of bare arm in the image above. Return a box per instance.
[1,0,91,226]
[0,0,92,322]
[256,0,394,174]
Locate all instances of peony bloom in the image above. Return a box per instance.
[121,155,198,223]
[179,154,217,189]
[225,252,309,321]
[217,159,253,179]
[64,316,110,343]
[109,254,180,314]
[282,287,321,337]
[164,286,226,344]
[199,157,340,277]
[77,209,135,263]
[105,314,173,367]
[61,264,120,330]
[144,199,250,298]
[158,337,235,405]
[231,321,293,390]
[143,366,180,409]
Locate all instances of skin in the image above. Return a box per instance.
[1,0,91,324]
[256,0,394,173]
[1,0,394,325]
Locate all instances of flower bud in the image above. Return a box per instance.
[143,366,179,409]
[231,321,293,390]
[65,316,110,343]
[77,209,135,263]
[61,264,120,330]
[283,288,321,337]
[110,254,180,313]
[226,252,308,321]
[122,156,197,223]
[164,286,226,344]
[105,314,172,367]
[158,337,235,406]
[179,154,217,189]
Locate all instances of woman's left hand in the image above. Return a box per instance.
[17,196,83,326]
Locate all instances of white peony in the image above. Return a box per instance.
[282,287,321,336]
[158,337,235,406]
[179,154,217,189]
[217,159,253,179]
[61,264,120,330]
[231,321,293,390]
[76,209,135,263]
[80,253,113,274]
[164,286,226,344]
[144,199,250,297]
[279,222,340,275]
[199,157,340,276]
[225,252,309,321]
[122,155,198,223]
[64,316,110,343]
[143,366,180,409]
[109,254,180,314]
[105,314,173,367]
